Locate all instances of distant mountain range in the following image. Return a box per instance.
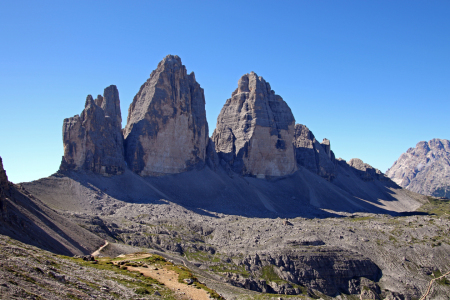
[386,138,450,198]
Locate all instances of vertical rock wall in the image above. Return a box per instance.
[293,124,336,181]
[60,85,125,176]
[212,72,297,178]
[0,156,9,195]
[123,55,208,176]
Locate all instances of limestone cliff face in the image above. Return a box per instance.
[123,55,208,176]
[386,138,450,197]
[212,72,297,178]
[60,85,125,176]
[293,124,335,181]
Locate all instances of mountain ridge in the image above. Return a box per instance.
[386,138,450,198]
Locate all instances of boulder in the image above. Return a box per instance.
[123,55,208,176]
[386,138,450,197]
[60,85,125,176]
[293,124,335,181]
[212,72,297,178]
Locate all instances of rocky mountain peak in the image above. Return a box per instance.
[386,138,450,197]
[212,72,297,178]
[60,85,125,176]
[123,55,208,176]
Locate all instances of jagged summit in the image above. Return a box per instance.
[293,124,336,181]
[123,55,208,176]
[60,85,125,176]
[212,72,297,178]
[386,138,450,197]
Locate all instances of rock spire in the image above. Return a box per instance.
[123,55,208,176]
[0,156,9,195]
[293,124,336,181]
[60,85,125,176]
[212,72,297,178]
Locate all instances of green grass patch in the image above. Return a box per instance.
[66,294,82,300]
[433,270,450,285]
[348,216,374,222]
[417,197,450,217]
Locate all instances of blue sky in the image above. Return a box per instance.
[1,1,449,183]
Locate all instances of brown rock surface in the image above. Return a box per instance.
[60,85,125,176]
[212,72,297,178]
[123,55,208,176]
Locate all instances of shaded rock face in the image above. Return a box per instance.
[123,55,208,176]
[386,138,450,197]
[60,85,125,176]
[293,124,335,181]
[345,158,387,182]
[212,72,297,178]
[0,156,9,197]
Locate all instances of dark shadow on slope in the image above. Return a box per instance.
[50,167,341,219]
[33,163,424,220]
[0,186,92,256]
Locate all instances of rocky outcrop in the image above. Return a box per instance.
[0,156,9,195]
[293,124,335,181]
[386,138,450,197]
[224,248,381,296]
[123,55,208,176]
[344,158,387,182]
[212,72,297,178]
[60,85,125,176]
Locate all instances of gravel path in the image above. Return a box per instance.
[128,266,211,300]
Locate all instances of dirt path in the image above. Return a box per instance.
[127,266,211,300]
[419,270,450,300]
[91,240,109,257]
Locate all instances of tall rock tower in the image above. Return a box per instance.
[60,85,125,176]
[293,124,336,181]
[212,72,297,178]
[123,55,209,176]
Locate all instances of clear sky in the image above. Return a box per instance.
[1,1,449,183]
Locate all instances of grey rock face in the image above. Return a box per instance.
[60,85,125,176]
[123,55,208,176]
[293,124,335,181]
[386,138,450,197]
[212,72,297,178]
